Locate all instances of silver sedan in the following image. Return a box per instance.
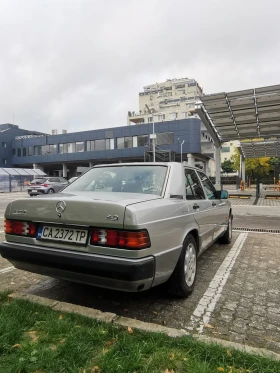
[0,163,232,298]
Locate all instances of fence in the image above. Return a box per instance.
[0,168,47,193]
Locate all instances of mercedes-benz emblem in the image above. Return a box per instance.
[56,201,66,217]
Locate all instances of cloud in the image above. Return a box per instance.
[0,0,279,133]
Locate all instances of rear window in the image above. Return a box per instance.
[31,179,46,185]
[63,165,167,196]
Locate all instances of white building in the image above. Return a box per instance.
[127,77,203,125]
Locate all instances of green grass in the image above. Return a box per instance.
[0,292,279,373]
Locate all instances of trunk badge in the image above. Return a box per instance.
[106,214,119,221]
[56,201,66,217]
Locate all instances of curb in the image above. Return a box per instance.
[10,291,280,362]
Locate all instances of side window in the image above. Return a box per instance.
[49,178,59,183]
[198,171,216,200]
[184,169,205,200]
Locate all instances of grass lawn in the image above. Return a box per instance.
[0,292,279,373]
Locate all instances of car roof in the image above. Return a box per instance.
[92,162,203,172]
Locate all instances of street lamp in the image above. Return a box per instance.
[178,138,185,163]
[145,104,156,162]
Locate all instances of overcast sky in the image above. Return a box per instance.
[0,0,279,134]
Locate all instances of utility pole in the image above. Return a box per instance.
[178,138,185,163]
[145,104,156,162]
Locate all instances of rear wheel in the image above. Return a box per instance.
[219,214,232,244]
[167,234,197,298]
[47,188,55,194]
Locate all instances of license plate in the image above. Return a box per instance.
[37,226,88,244]
[32,190,37,192]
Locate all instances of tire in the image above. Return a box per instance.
[47,188,55,194]
[167,234,197,298]
[219,214,233,244]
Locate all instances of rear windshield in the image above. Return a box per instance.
[63,165,167,196]
[30,179,46,184]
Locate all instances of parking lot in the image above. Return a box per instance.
[1,192,280,354]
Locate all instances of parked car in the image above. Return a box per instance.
[0,163,232,298]
[27,177,69,196]
[68,177,78,183]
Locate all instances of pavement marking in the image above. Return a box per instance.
[188,233,248,333]
[0,230,4,233]
[0,266,15,274]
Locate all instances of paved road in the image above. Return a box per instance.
[0,192,280,354]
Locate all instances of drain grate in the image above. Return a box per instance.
[233,227,280,234]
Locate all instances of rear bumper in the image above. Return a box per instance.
[28,189,47,195]
[0,242,155,292]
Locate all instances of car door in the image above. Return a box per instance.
[48,177,62,192]
[197,171,229,240]
[184,168,215,252]
[58,178,69,191]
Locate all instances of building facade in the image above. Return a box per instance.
[127,77,203,125]
[1,119,215,178]
[0,124,45,168]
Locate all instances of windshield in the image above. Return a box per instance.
[63,165,167,196]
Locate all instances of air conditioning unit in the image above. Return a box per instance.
[52,129,58,135]
[62,129,67,134]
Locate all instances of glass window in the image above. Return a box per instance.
[23,148,27,157]
[166,92,172,96]
[49,144,57,154]
[158,114,165,121]
[17,148,21,157]
[184,169,204,200]
[117,137,124,149]
[67,143,76,153]
[3,159,7,164]
[133,136,138,147]
[34,146,41,156]
[138,135,148,147]
[169,112,177,120]
[198,171,216,200]
[59,144,66,154]
[63,165,168,196]
[42,145,50,155]
[2,142,7,147]
[90,140,95,150]
[76,142,84,152]
[28,147,32,156]
[13,148,16,156]
[147,117,153,123]
[105,138,114,150]
[95,139,105,151]
[124,137,132,148]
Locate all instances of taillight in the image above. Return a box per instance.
[4,220,37,237]
[43,184,49,187]
[91,228,150,250]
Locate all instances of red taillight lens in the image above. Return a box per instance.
[90,228,150,250]
[43,184,49,187]
[4,220,37,237]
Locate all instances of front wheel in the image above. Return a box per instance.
[167,234,197,298]
[219,214,233,244]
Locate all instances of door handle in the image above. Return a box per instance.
[193,203,200,210]
[212,202,216,206]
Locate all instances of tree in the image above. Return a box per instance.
[269,157,280,166]
[221,160,234,173]
[231,148,272,178]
